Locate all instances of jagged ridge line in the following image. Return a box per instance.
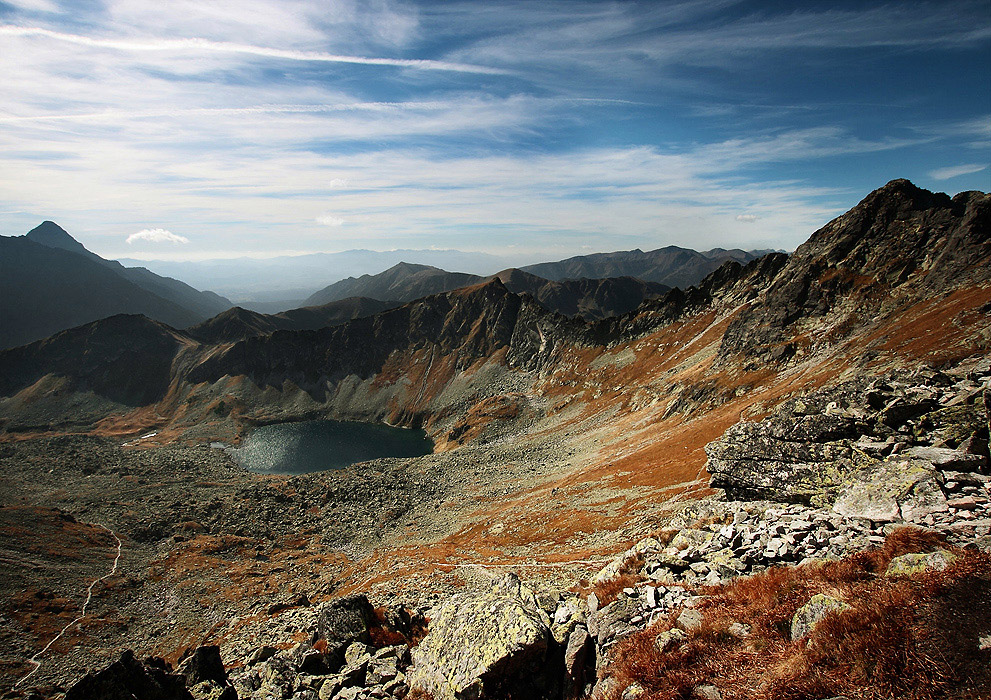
[16,524,123,688]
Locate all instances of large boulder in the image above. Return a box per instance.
[409,575,553,699]
[315,593,377,670]
[832,458,934,522]
[176,646,235,700]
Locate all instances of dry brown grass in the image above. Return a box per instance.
[576,553,647,606]
[367,606,429,649]
[608,527,991,700]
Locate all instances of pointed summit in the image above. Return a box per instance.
[25,221,91,257]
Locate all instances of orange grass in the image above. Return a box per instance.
[608,527,991,700]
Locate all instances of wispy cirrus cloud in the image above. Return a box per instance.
[0,0,987,265]
[0,25,507,74]
[929,163,988,180]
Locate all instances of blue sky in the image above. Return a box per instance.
[0,0,988,263]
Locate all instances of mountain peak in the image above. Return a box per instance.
[25,221,90,256]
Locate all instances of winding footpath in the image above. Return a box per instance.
[15,524,123,688]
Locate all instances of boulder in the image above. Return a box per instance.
[898,475,949,523]
[587,596,640,645]
[562,627,592,699]
[316,594,377,670]
[655,627,688,652]
[791,594,851,641]
[904,446,987,472]
[409,580,552,700]
[176,646,229,688]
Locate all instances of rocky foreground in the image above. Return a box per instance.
[45,362,991,700]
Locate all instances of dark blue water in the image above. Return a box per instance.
[232,419,433,474]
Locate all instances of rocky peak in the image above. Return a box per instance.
[719,180,990,364]
[24,220,90,256]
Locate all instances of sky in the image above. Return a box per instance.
[0,0,989,264]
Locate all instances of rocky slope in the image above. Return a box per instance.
[43,361,990,700]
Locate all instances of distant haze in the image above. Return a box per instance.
[116,249,523,301]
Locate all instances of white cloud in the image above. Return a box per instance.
[928,163,987,180]
[316,214,345,226]
[735,214,759,222]
[126,228,190,244]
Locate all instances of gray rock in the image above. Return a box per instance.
[246,646,278,666]
[693,685,722,700]
[727,622,751,638]
[899,475,949,522]
[904,446,987,472]
[408,586,551,700]
[885,550,957,577]
[177,646,230,689]
[655,627,687,652]
[677,608,703,632]
[832,459,933,522]
[563,627,592,699]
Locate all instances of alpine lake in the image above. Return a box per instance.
[230,419,433,474]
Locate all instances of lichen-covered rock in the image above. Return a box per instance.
[705,413,856,505]
[898,475,949,522]
[562,627,592,699]
[791,594,851,641]
[885,550,957,577]
[832,459,933,522]
[587,596,640,645]
[409,582,552,699]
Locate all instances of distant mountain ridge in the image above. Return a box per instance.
[186,297,400,344]
[519,246,773,288]
[304,262,670,321]
[0,222,232,349]
[305,263,481,306]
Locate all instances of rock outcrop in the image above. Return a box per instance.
[64,650,194,700]
[706,366,991,527]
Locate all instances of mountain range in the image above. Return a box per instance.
[2,179,986,434]
[0,223,232,349]
[304,262,671,321]
[1,222,772,349]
